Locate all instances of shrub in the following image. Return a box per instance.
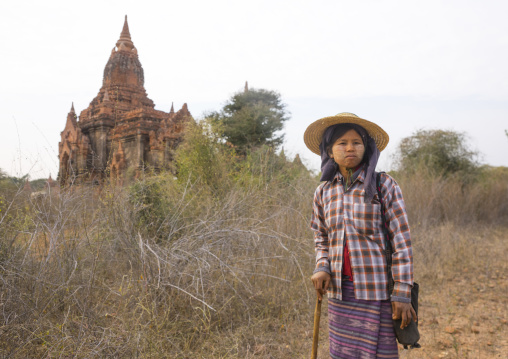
[174,119,236,196]
[394,129,479,177]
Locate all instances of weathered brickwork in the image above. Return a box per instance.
[58,16,192,185]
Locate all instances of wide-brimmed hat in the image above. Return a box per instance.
[303,112,389,155]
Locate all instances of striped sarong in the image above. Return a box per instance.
[328,280,399,358]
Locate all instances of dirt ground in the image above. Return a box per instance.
[307,277,507,359]
[231,269,507,359]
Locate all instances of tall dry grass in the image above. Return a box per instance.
[393,166,508,289]
[395,167,508,226]
[1,151,507,357]
[0,154,318,357]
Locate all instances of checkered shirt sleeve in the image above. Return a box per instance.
[379,173,413,302]
[310,183,331,275]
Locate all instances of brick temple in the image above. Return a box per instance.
[58,16,192,185]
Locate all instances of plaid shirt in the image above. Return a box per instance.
[311,170,413,302]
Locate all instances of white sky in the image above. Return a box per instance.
[1,0,507,179]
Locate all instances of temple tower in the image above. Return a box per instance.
[58,16,192,186]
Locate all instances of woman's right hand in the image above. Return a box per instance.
[311,271,331,301]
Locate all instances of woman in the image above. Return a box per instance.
[304,113,416,358]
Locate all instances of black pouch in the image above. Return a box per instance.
[392,283,420,349]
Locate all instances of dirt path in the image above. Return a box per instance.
[402,240,508,358]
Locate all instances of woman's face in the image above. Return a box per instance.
[329,129,365,170]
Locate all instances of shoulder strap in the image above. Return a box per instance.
[376,172,395,294]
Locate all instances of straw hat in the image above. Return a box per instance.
[303,112,389,155]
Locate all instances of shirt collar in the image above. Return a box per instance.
[333,164,366,184]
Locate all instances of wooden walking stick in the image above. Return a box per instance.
[311,297,322,359]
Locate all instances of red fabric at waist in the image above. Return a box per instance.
[342,239,353,281]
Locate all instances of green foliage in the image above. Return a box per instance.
[175,119,236,195]
[129,174,176,237]
[395,129,479,176]
[0,171,14,193]
[130,119,236,239]
[234,146,310,190]
[30,178,48,191]
[212,88,289,153]
[173,117,310,197]
[0,170,23,216]
[475,165,508,186]
[0,170,27,192]
[128,119,312,240]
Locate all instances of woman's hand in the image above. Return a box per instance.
[311,271,331,301]
[391,301,417,329]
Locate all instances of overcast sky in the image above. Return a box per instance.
[1,0,507,179]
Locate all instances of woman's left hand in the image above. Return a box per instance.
[391,301,417,329]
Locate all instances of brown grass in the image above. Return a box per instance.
[0,163,507,358]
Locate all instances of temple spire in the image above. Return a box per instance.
[120,15,131,40]
[116,15,135,51]
[170,102,174,114]
[293,154,304,168]
[47,174,55,187]
[67,102,77,126]
[244,81,249,93]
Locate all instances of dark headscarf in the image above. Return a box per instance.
[319,123,380,202]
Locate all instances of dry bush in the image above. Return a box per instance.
[1,144,507,357]
[0,159,319,357]
[395,167,508,226]
[394,165,508,291]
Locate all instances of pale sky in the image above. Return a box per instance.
[1,0,507,179]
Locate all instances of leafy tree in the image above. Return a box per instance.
[212,87,289,153]
[395,129,479,176]
[0,170,27,191]
[29,178,48,191]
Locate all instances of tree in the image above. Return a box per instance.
[395,129,479,176]
[0,170,28,189]
[212,87,289,153]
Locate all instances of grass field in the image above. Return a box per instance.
[1,154,507,357]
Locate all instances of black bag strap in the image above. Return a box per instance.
[376,172,395,294]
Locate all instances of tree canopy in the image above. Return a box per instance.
[395,129,479,176]
[211,87,289,153]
